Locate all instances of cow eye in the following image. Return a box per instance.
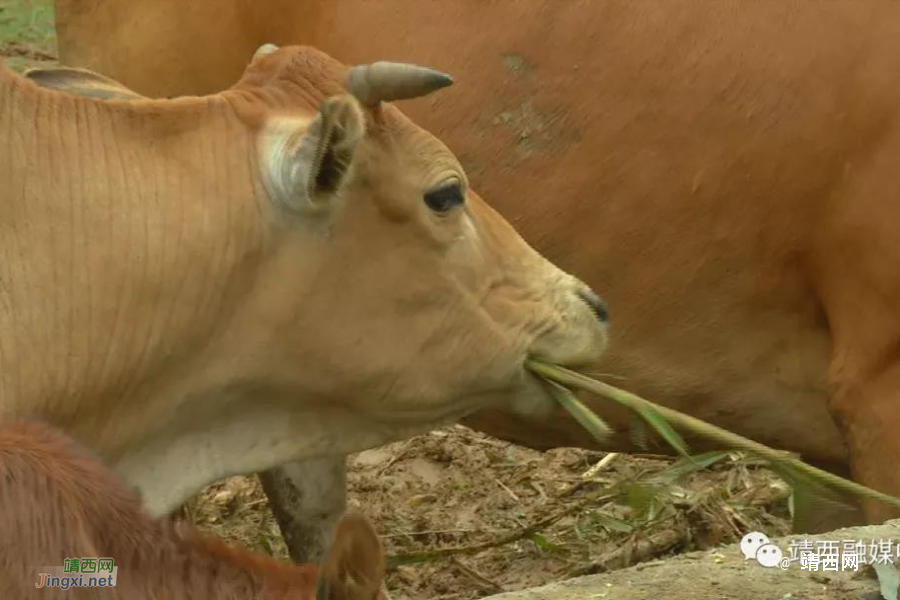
[423,183,465,213]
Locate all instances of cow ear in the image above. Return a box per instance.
[265,94,366,214]
[316,512,386,600]
[24,66,146,101]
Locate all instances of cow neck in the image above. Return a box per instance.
[0,61,268,423]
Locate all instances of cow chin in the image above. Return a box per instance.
[507,319,610,418]
[507,371,559,418]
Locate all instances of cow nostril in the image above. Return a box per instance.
[578,289,609,324]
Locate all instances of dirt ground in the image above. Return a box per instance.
[484,519,900,600]
[1,5,795,598]
[186,424,792,600]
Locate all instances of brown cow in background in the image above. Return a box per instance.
[52,0,900,552]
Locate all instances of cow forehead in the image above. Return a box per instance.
[235,45,348,103]
[374,105,467,184]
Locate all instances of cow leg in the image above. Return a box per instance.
[827,360,900,524]
[811,124,900,524]
[258,456,347,563]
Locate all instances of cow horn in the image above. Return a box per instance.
[253,43,280,61]
[345,61,453,106]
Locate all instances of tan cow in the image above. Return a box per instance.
[51,1,900,532]
[0,39,609,564]
[0,419,385,600]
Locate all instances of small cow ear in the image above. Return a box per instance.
[316,512,385,600]
[271,94,366,214]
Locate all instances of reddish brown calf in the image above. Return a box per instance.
[0,420,386,599]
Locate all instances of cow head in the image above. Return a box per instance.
[224,44,609,424]
[23,44,608,432]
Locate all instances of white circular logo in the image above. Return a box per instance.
[755,543,784,568]
[740,531,770,561]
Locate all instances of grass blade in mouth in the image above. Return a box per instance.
[545,380,613,443]
[526,359,900,513]
[533,360,689,457]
